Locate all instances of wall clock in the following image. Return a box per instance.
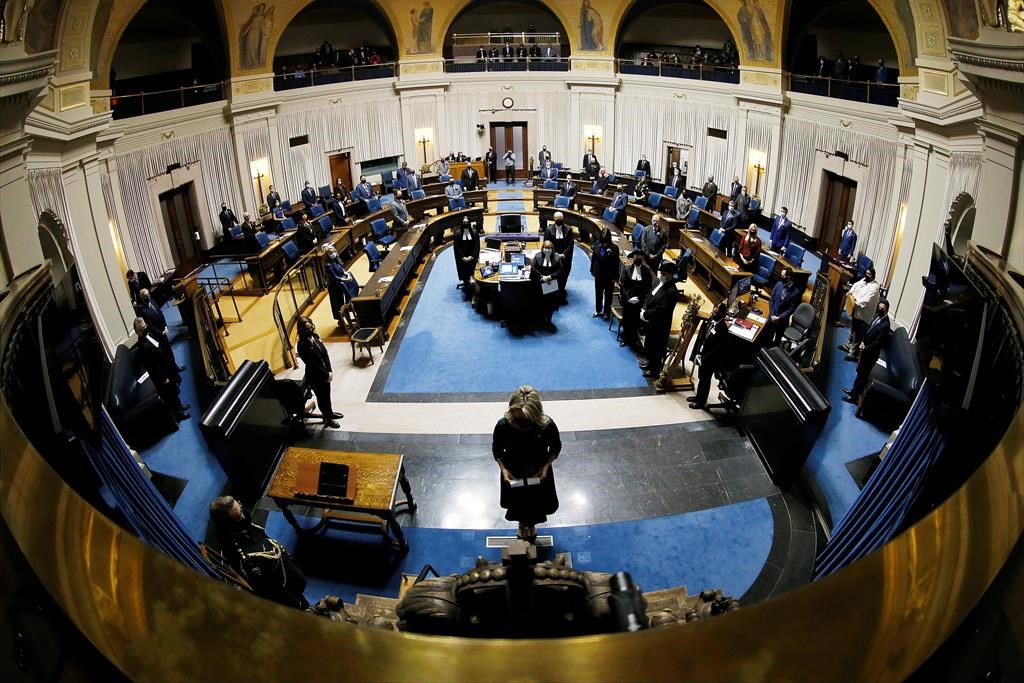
[501,97,514,109]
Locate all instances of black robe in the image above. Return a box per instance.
[492,417,561,526]
[453,225,480,282]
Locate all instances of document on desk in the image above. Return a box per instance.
[379,276,394,284]
[400,245,414,252]
[730,323,758,341]
[541,279,559,295]
[748,313,767,325]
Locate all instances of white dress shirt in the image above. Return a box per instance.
[849,279,881,323]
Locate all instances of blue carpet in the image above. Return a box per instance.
[140,302,228,541]
[497,191,525,199]
[197,259,246,285]
[803,322,889,525]
[382,244,649,394]
[264,497,773,605]
[496,200,527,213]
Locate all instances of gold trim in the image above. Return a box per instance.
[58,83,89,111]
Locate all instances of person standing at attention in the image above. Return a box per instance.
[492,386,561,544]
[590,228,620,321]
[296,316,341,428]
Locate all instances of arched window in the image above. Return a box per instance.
[616,0,739,83]
[110,0,227,118]
[272,0,397,90]
[785,0,900,106]
[443,0,570,73]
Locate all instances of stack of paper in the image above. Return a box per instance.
[379,276,394,284]
[730,323,758,341]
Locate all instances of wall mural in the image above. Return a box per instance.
[409,1,434,54]
[736,0,773,62]
[579,0,605,50]
[240,2,275,70]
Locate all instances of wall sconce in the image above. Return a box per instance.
[747,149,767,197]
[583,125,602,155]
[415,128,433,168]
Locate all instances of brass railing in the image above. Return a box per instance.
[616,58,740,84]
[101,81,225,119]
[785,72,900,106]
[0,242,1021,682]
[271,248,326,371]
[272,62,397,91]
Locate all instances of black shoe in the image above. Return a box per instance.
[688,402,706,410]
[844,354,858,362]
[324,420,341,428]
[842,395,858,404]
[180,403,191,411]
[643,370,659,378]
[176,411,191,421]
[619,340,628,347]
[332,412,344,419]
[176,365,186,372]
[593,312,602,318]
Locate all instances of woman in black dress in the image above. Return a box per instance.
[492,385,561,543]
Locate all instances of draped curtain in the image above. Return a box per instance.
[27,168,73,232]
[939,151,983,237]
[873,153,914,282]
[241,127,273,207]
[744,117,775,207]
[775,119,821,224]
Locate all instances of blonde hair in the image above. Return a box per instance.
[504,385,550,427]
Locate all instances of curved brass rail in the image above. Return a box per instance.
[0,244,1021,683]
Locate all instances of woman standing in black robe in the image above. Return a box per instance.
[492,385,561,543]
[453,216,479,292]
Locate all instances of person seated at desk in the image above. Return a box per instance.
[453,216,480,294]
[219,202,239,241]
[516,44,528,62]
[476,45,487,62]
[560,173,578,200]
[636,154,651,177]
[592,168,613,195]
[209,495,309,609]
[769,207,792,252]
[720,200,741,259]
[530,240,563,331]
[323,246,357,321]
[764,268,802,346]
[639,261,681,378]
[619,250,653,350]
[390,195,410,230]
[353,176,378,208]
[295,213,318,252]
[640,214,668,269]
[332,178,348,202]
[675,192,693,221]
[701,176,718,202]
[529,43,541,60]
[737,224,762,270]
[266,185,282,210]
[460,161,480,190]
[843,300,891,406]
[445,177,464,200]
[591,228,619,321]
[544,211,574,304]
[838,220,858,262]
[689,302,730,410]
[301,180,319,208]
[502,44,514,62]
[326,196,350,225]
[540,161,558,182]
[841,267,880,358]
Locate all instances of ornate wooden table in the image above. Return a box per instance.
[267,447,416,551]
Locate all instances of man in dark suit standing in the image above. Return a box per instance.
[485,147,497,182]
[460,161,479,190]
[134,317,189,422]
[701,176,718,202]
[538,145,552,166]
[544,211,575,304]
[838,220,858,261]
[353,175,377,209]
[240,213,258,240]
[640,214,667,269]
[639,261,681,378]
[136,288,183,373]
[560,173,578,199]
[266,185,282,210]
[844,300,891,405]
[296,316,340,428]
[729,176,742,202]
[635,154,651,177]
[719,200,741,258]
[327,196,349,225]
[764,269,802,346]
[619,250,652,350]
[219,203,239,240]
[666,167,685,195]
[126,270,142,307]
[769,207,792,252]
[592,167,612,195]
[300,181,319,208]
[531,239,563,331]
[583,149,599,178]
[689,302,730,410]
[590,228,619,320]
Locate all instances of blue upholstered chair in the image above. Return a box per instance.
[254,232,272,249]
[694,196,708,210]
[366,197,382,212]
[647,192,662,209]
[273,207,285,219]
[553,162,563,170]
[230,226,242,240]
[709,228,725,249]
[280,217,296,231]
[439,174,452,183]
[543,180,558,190]
[309,204,324,217]
[855,254,874,281]
[749,198,762,213]
[281,240,300,264]
[411,188,426,200]
[371,218,396,249]
[634,170,647,178]
[752,252,776,287]
[380,171,394,193]
[319,185,332,199]
[784,242,805,268]
[281,200,292,211]
[631,223,645,249]
[602,207,618,223]
[318,215,333,234]
[663,186,678,198]
[553,195,570,209]
[363,242,383,272]
[687,207,699,228]
[449,196,467,211]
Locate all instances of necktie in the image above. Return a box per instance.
[632,266,641,281]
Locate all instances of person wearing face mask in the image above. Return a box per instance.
[639,261,681,378]
[209,496,309,609]
[590,228,620,320]
[636,154,651,177]
[640,214,667,269]
[453,217,479,293]
[353,175,377,209]
[765,268,802,346]
[720,200,741,259]
[295,212,317,252]
[729,176,742,202]
[619,250,652,349]
[538,145,552,166]
[445,177,463,200]
[737,224,762,269]
[540,161,558,183]
[701,176,718,202]
[266,185,282,211]
[332,177,348,202]
[324,247,357,321]
[492,385,561,544]
[219,202,239,241]
[300,180,319,208]
[838,220,858,262]
[842,267,880,359]
[543,212,574,304]
[296,316,340,428]
[531,239,563,330]
[843,300,891,405]
[770,207,792,252]
[485,147,497,183]
[689,302,730,410]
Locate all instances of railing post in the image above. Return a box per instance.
[180,87,185,109]
[827,77,832,97]
[866,81,871,104]
[140,93,145,115]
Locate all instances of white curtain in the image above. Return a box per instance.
[744,117,775,206]
[27,168,73,231]
[939,151,983,236]
[775,118,818,222]
[241,127,273,206]
[870,152,914,283]
[100,170,137,271]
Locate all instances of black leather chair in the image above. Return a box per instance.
[857,327,923,427]
[105,343,177,445]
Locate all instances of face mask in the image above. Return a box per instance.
[329,253,338,260]
[543,248,552,256]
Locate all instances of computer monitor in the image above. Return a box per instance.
[729,276,752,306]
[499,263,519,276]
[499,214,523,233]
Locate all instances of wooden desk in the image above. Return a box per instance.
[625,204,686,241]
[244,233,297,293]
[680,229,752,299]
[423,182,446,196]
[532,188,558,210]
[463,189,489,211]
[763,250,812,292]
[267,447,415,550]
[537,205,621,246]
[348,208,390,245]
[407,194,447,221]
[726,293,771,345]
[324,227,352,257]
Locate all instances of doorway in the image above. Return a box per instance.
[490,122,529,179]
[817,171,857,257]
[158,183,203,274]
[664,145,689,186]
[328,152,353,194]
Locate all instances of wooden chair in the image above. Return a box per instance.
[339,302,384,364]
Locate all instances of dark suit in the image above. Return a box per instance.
[137,300,178,375]
[838,227,857,261]
[720,209,741,257]
[327,197,348,224]
[266,191,281,209]
[701,182,718,201]
[765,281,802,345]
[544,221,574,301]
[729,181,742,201]
[460,167,479,190]
[219,208,238,239]
[502,45,514,61]
[530,251,563,324]
[301,186,319,207]
[332,183,347,201]
[590,242,619,317]
[619,262,652,348]
[137,330,183,415]
[592,175,610,195]
[539,149,552,165]
[770,215,792,252]
[540,167,558,181]
[640,225,667,269]
[485,151,497,181]
[666,174,684,194]
[354,182,375,203]
[583,154,599,178]
[127,278,142,307]
[641,280,680,368]
[692,317,729,406]
[635,159,651,176]
[295,221,316,252]
[297,333,334,421]
[453,223,480,283]
[851,314,891,398]
[560,180,577,198]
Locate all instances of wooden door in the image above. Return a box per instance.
[158,184,203,274]
[817,172,858,257]
[489,122,529,178]
[328,152,353,194]
[665,146,682,181]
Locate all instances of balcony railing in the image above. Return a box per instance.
[444,57,570,73]
[106,81,225,119]
[786,72,899,107]
[616,59,740,84]
[450,32,561,46]
[273,62,398,91]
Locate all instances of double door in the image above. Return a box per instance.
[490,123,529,178]
[158,183,202,274]
[817,172,857,258]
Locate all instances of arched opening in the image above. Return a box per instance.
[443,0,570,73]
[785,0,900,106]
[109,0,227,119]
[615,0,739,83]
[272,0,397,90]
